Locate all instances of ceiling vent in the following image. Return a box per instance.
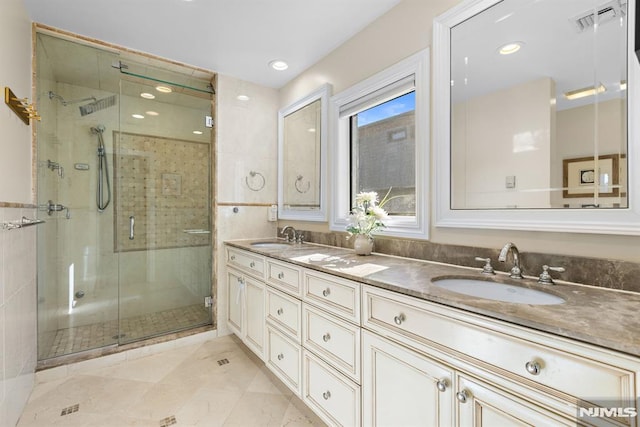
[572,0,627,32]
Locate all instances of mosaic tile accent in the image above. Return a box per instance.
[60,404,79,416]
[159,415,177,427]
[113,132,210,252]
[39,304,210,360]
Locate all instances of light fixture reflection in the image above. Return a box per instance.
[132,114,145,119]
[193,130,203,135]
[237,95,250,101]
[156,85,172,93]
[140,92,155,99]
[564,83,606,100]
[499,42,522,55]
[146,111,159,116]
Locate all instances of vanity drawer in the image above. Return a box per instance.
[266,287,302,342]
[362,286,638,407]
[266,259,302,297]
[303,350,361,427]
[303,270,360,324]
[226,247,265,278]
[302,304,360,383]
[266,325,301,397]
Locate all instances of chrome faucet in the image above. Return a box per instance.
[281,226,297,242]
[498,242,523,279]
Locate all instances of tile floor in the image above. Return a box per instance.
[40,304,210,359]
[18,334,326,426]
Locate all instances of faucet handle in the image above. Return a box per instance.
[296,233,305,244]
[475,257,495,275]
[537,265,565,285]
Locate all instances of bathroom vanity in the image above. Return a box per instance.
[225,239,640,426]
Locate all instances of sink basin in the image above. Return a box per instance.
[432,278,565,305]
[250,241,293,249]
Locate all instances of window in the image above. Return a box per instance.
[330,50,429,239]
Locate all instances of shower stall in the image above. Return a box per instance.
[35,31,215,362]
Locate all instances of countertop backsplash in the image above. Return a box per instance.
[286,228,640,294]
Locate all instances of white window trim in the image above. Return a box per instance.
[329,49,430,239]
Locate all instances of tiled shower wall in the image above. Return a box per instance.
[114,132,210,251]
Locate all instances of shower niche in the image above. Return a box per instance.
[35,30,215,362]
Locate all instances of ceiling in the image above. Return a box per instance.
[450,0,629,111]
[22,0,402,89]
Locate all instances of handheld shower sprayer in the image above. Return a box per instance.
[92,125,111,212]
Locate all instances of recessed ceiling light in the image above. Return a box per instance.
[237,95,250,101]
[498,42,523,55]
[146,111,159,116]
[132,114,145,119]
[307,128,316,133]
[193,130,203,135]
[156,85,172,93]
[620,80,627,91]
[564,83,606,100]
[269,60,289,71]
[140,92,155,99]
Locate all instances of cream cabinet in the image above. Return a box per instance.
[362,284,640,426]
[225,244,640,427]
[225,247,266,360]
[362,330,454,427]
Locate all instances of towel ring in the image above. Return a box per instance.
[246,171,265,191]
[295,175,310,193]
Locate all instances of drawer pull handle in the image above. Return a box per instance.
[322,333,331,342]
[277,353,284,361]
[250,261,256,268]
[436,379,448,392]
[322,391,331,400]
[525,360,541,376]
[456,390,469,404]
[230,255,236,260]
[278,272,284,279]
[322,288,331,297]
[393,313,406,325]
[277,308,284,315]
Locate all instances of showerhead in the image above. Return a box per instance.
[48,91,96,106]
[79,95,117,116]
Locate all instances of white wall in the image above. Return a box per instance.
[215,74,279,335]
[279,0,640,263]
[452,78,554,209]
[0,2,38,426]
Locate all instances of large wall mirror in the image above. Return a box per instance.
[278,84,331,221]
[433,0,640,234]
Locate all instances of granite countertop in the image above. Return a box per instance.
[225,238,640,358]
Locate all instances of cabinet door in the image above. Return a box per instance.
[456,374,574,427]
[227,268,244,336]
[362,331,454,427]
[244,276,265,359]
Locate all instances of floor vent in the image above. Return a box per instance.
[159,415,177,427]
[60,404,79,416]
[217,358,230,366]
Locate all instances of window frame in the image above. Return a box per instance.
[329,50,430,239]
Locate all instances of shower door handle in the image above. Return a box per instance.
[129,216,135,240]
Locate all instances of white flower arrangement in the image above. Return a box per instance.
[346,189,393,239]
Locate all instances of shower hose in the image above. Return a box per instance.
[96,129,111,212]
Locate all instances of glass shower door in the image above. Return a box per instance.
[114,63,213,343]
